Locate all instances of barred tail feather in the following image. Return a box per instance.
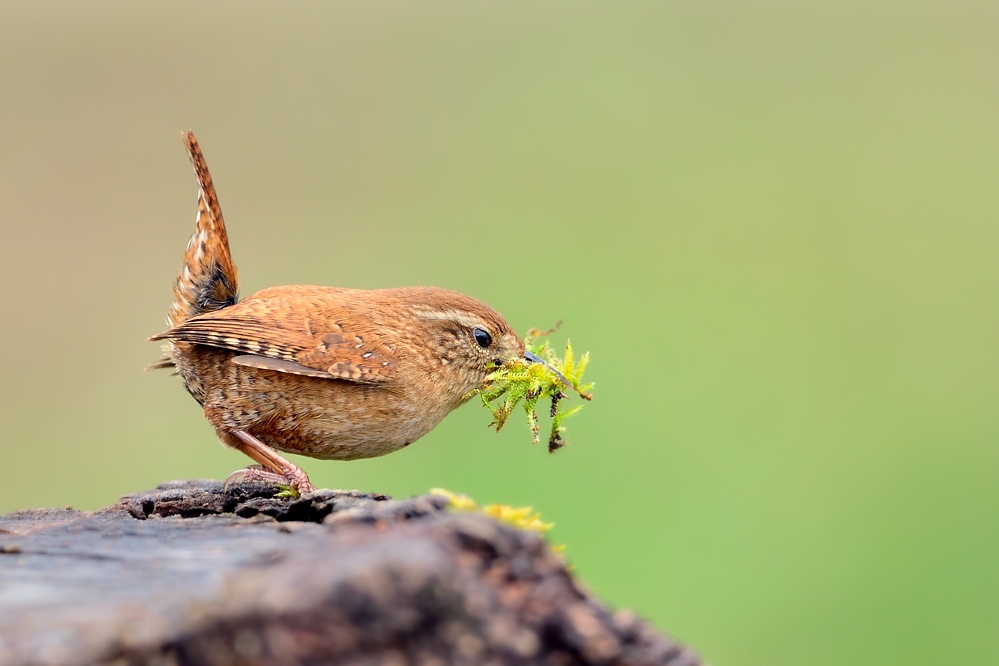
[167,131,239,328]
[150,132,239,371]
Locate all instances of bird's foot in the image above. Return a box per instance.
[224,464,317,496]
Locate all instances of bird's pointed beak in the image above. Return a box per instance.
[524,350,572,389]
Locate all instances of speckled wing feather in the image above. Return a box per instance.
[228,355,339,379]
[150,308,400,384]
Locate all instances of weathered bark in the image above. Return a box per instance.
[0,480,700,666]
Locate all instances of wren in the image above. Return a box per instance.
[150,132,533,493]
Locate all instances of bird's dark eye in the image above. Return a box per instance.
[473,328,492,348]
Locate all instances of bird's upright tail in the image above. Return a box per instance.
[149,131,239,370]
[167,131,240,328]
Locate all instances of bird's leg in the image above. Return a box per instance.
[221,429,317,494]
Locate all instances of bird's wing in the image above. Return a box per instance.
[149,304,399,384]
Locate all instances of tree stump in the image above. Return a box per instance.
[0,480,700,666]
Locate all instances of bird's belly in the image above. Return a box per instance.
[277,408,444,460]
[188,347,454,461]
[265,388,450,460]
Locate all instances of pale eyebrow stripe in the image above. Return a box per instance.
[412,308,488,330]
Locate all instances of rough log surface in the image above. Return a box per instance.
[0,481,700,666]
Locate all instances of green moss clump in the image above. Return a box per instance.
[430,488,553,533]
[468,325,594,452]
[430,488,569,562]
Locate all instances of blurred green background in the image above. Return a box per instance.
[1,1,997,664]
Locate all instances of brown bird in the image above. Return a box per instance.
[150,132,533,494]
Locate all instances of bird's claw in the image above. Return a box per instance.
[223,465,316,496]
